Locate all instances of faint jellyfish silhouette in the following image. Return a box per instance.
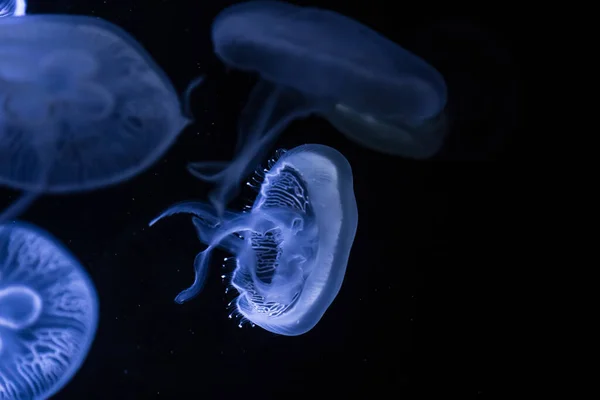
[0,15,198,223]
[412,18,518,160]
[151,144,358,336]
[0,0,26,17]
[189,0,447,215]
[0,221,99,399]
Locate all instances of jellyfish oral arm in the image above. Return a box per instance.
[181,75,205,121]
[174,214,258,304]
[150,199,318,309]
[187,81,319,216]
[191,216,245,255]
[148,200,240,226]
[0,191,39,224]
[150,202,254,303]
[0,129,58,224]
[149,201,245,254]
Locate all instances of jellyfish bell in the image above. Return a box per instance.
[40,49,99,82]
[0,285,42,330]
[0,0,27,18]
[0,221,99,399]
[2,82,55,125]
[189,0,447,215]
[327,102,449,157]
[212,1,446,118]
[0,45,40,82]
[151,144,358,336]
[0,14,193,223]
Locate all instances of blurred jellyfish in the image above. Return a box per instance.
[151,144,358,336]
[0,222,99,399]
[189,0,447,215]
[0,0,26,17]
[0,15,196,223]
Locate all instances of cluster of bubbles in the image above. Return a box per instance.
[0,1,447,398]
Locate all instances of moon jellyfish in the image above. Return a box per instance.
[189,0,447,215]
[0,15,193,223]
[0,222,99,399]
[0,0,26,17]
[151,144,358,336]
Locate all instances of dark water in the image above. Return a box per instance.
[1,0,522,397]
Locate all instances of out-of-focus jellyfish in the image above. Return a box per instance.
[151,144,358,336]
[0,0,26,17]
[0,15,196,223]
[0,222,99,399]
[189,0,447,215]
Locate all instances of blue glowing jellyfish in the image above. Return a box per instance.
[0,222,98,399]
[151,144,358,336]
[189,0,447,215]
[0,15,195,223]
[0,0,26,17]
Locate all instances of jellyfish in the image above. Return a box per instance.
[0,15,198,223]
[0,222,99,399]
[151,144,358,336]
[189,0,447,215]
[0,0,26,17]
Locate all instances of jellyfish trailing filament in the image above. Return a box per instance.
[0,0,26,17]
[189,0,447,215]
[151,144,358,336]
[0,15,191,223]
[0,222,99,400]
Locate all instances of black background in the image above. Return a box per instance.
[1,0,522,398]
